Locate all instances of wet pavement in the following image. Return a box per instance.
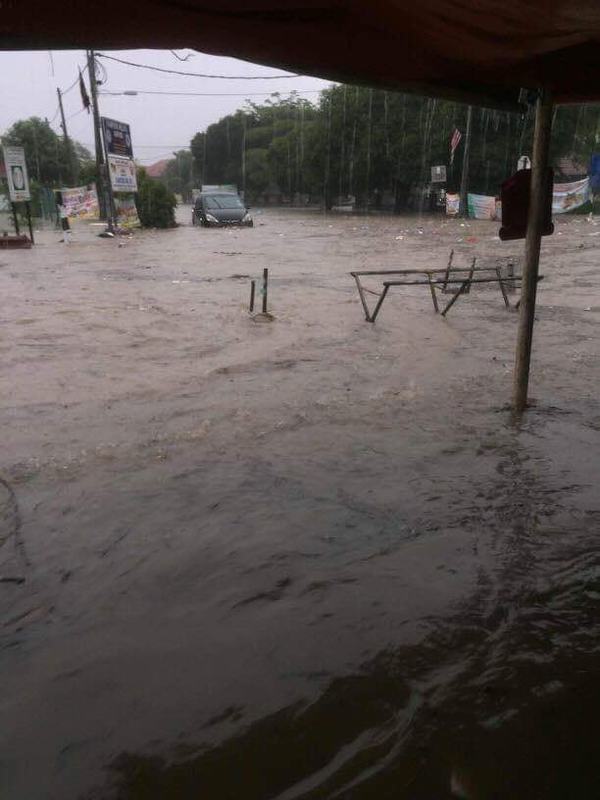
[1,207,600,798]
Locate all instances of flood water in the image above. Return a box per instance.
[1,207,600,798]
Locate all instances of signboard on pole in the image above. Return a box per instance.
[431,165,447,183]
[108,155,138,193]
[2,146,31,202]
[101,117,134,158]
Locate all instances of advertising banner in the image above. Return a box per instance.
[61,185,99,219]
[101,117,133,158]
[2,145,31,202]
[108,155,138,193]
[467,193,498,220]
[552,177,590,214]
[114,195,140,228]
[446,193,460,216]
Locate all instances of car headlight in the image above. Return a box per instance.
[205,213,219,223]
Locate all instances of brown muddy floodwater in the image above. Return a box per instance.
[1,207,600,799]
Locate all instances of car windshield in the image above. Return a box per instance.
[204,194,243,210]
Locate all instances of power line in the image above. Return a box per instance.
[99,88,322,97]
[96,52,302,80]
[61,63,88,95]
[67,107,87,121]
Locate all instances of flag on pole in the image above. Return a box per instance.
[450,128,462,165]
[79,69,90,113]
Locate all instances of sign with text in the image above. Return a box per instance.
[2,145,31,202]
[101,117,133,158]
[431,165,447,183]
[108,156,138,193]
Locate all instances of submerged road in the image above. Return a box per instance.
[1,207,600,798]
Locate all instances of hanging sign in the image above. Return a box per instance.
[101,117,134,158]
[431,165,447,183]
[2,146,31,202]
[108,155,138,193]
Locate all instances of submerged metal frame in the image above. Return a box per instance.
[351,263,532,322]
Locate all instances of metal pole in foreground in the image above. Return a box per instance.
[513,89,553,414]
[262,268,269,314]
[459,105,473,217]
[249,280,256,312]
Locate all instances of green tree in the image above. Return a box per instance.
[1,117,92,187]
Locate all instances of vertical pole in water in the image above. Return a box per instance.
[11,203,20,236]
[26,201,34,244]
[262,268,269,314]
[513,89,553,414]
[249,280,256,313]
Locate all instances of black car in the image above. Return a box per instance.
[192,192,253,227]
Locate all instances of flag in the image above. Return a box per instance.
[450,128,462,165]
[79,69,90,113]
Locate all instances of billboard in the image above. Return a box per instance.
[108,155,138,193]
[101,117,133,158]
[2,145,31,202]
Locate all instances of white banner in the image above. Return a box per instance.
[552,177,590,214]
[108,155,138,193]
[2,145,31,202]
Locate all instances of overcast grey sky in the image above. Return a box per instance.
[0,50,331,164]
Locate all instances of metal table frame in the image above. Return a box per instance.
[351,262,540,322]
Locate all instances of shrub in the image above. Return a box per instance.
[135,168,177,228]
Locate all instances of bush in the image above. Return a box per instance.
[135,168,177,228]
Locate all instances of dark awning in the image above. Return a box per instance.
[3,1,600,109]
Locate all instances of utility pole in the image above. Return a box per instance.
[87,49,110,222]
[459,105,473,216]
[513,90,553,413]
[57,87,78,186]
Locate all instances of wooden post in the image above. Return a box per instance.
[262,268,268,314]
[26,201,34,244]
[512,90,553,413]
[11,203,20,236]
